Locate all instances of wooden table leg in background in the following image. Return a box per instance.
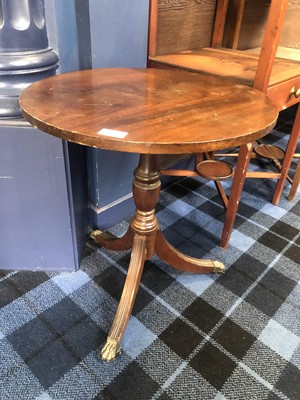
[91,154,225,361]
[220,143,253,248]
[288,156,300,201]
[273,105,300,204]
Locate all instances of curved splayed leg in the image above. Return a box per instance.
[155,230,225,274]
[101,234,147,361]
[90,226,134,251]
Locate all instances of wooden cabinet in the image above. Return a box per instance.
[148,0,300,205]
[149,0,300,58]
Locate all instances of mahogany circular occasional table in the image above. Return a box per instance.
[20,68,278,361]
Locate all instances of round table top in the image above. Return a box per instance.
[20,68,278,154]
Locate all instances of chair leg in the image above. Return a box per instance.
[204,152,229,208]
[272,104,300,205]
[288,156,300,201]
[220,142,253,249]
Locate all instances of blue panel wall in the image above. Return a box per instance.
[0,125,76,270]
[49,0,80,73]
[0,0,151,269]
[88,0,150,229]
[0,0,88,271]
[89,0,149,69]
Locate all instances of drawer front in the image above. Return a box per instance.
[267,76,300,111]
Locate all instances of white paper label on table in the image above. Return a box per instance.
[97,128,128,139]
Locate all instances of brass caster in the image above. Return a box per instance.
[213,261,225,274]
[101,337,122,362]
[90,229,103,241]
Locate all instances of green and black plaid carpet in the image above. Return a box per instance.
[1,115,300,399]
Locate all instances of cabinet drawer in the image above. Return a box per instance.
[267,76,300,111]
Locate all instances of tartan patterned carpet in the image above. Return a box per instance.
[1,115,300,400]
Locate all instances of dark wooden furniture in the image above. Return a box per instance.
[289,137,300,200]
[149,0,300,204]
[20,68,277,361]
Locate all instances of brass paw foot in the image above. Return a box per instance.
[89,227,134,251]
[101,337,121,361]
[213,261,225,274]
[90,229,103,241]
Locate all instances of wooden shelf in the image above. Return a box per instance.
[150,47,300,88]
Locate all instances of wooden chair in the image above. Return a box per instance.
[149,0,300,248]
[284,53,300,202]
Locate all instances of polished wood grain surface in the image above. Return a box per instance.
[151,48,300,89]
[20,68,277,154]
